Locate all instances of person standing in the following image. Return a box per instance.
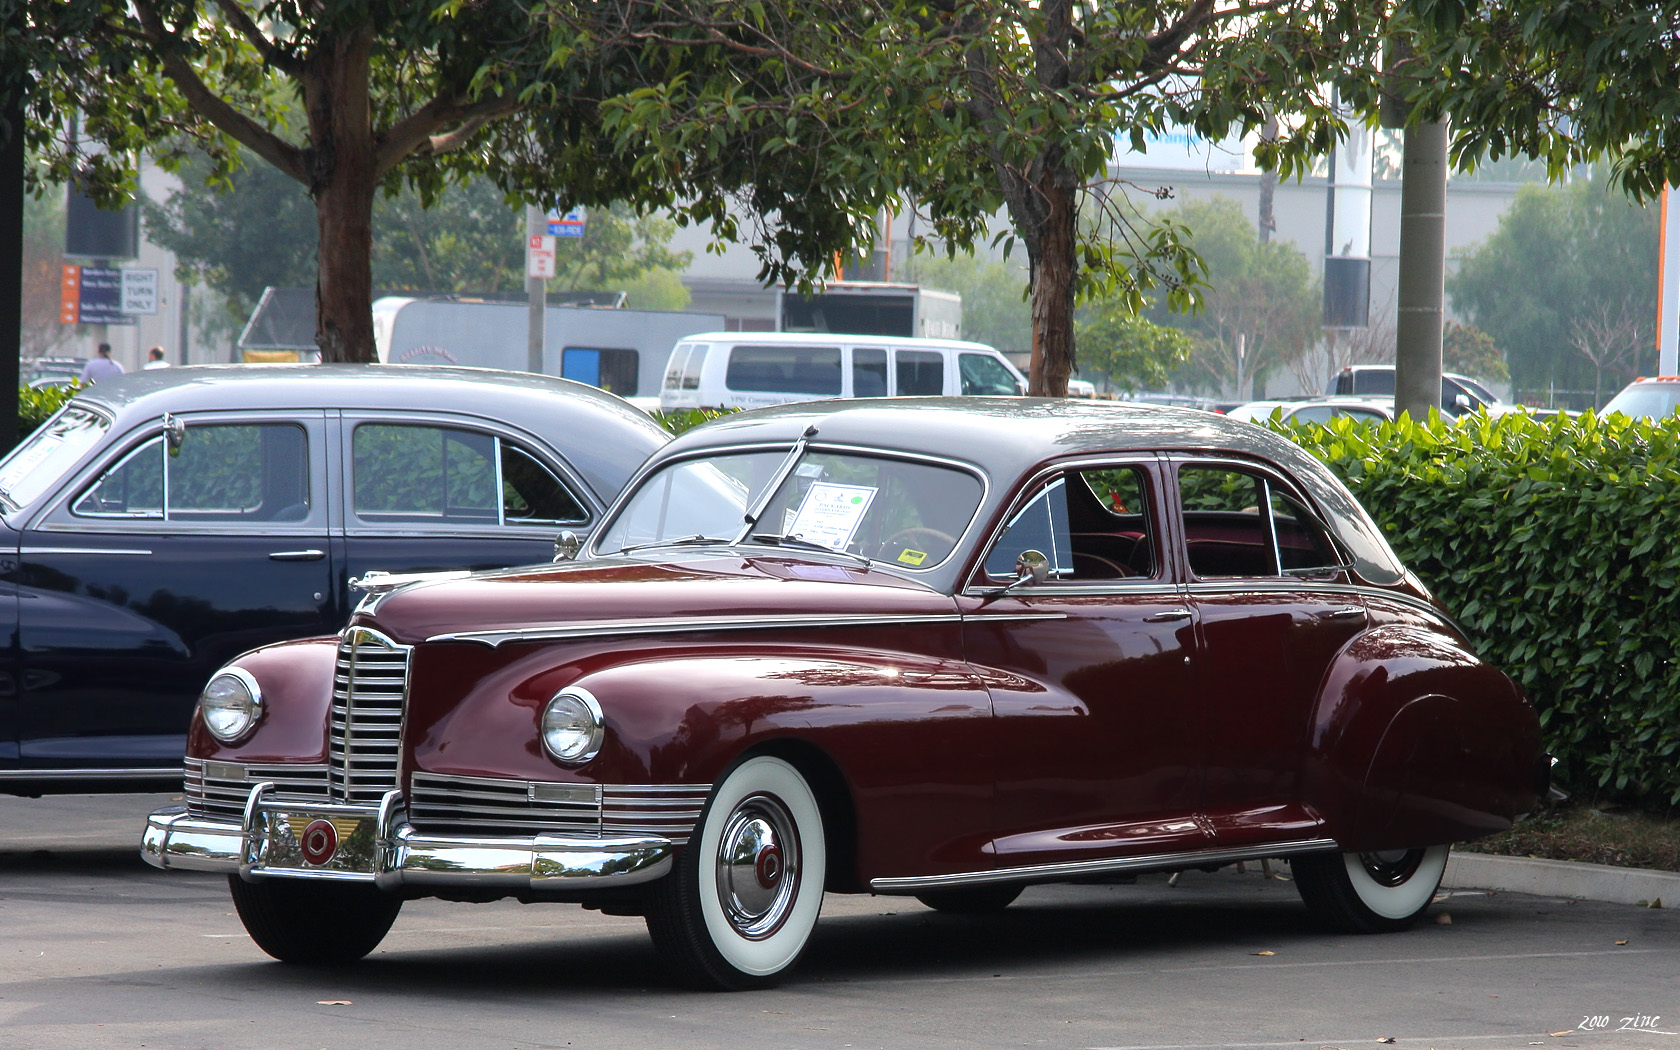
[79,342,125,384]
[144,346,171,369]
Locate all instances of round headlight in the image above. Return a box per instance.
[200,668,263,743]
[541,687,604,764]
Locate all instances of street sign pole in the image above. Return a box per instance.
[525,205,547,374]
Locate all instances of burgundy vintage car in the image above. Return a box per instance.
[142,398,1546,989]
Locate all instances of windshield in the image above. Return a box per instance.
[597,447,985,569]
[1604,383,1680,421]
[0,406,110,511]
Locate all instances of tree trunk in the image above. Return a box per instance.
[1026,173,1078,398]
[305,26,378,364]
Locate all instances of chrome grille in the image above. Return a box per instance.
[184,757,330,818]
[330,627,411,803]
[408,773,710,843]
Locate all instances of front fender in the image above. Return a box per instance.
[1303,624,1542,852]
[186,635,340,763]
[404,638,993,880]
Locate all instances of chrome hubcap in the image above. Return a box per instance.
[715,793,800,939]
[1358,848,1425,887]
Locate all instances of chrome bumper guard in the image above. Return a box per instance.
[140,782,674,891]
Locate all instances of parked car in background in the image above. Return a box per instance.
[1601,376,1680,420]
[143,398,1545,989]
[659,331,1025,411]
[1226,396,1396,426]
[0,365,668,796]
[1329,365,1510,417]
[23,356,86,389]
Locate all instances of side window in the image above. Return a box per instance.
[73,437,164,519]
[852,347,888,397]
[960,353,1019,396]
[353,424,497,524]
[72,423,310,522]
[1178,465,1338,577]
[353,424,586,527]
[984,479,1070,579]
[726,346,841,394]
[895,350,944,395]
[681,345,707,389]
[982,464,1158,582]
[562,347,639,396]
[501,443,588,524]
[663,345,692,391]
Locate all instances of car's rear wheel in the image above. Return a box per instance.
[227,874,402,964]
[915,884,1023,914]
[645,755,826,990]
[1293,845,1449,933]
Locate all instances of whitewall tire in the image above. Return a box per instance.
[1294,845,1449,933]
[645,755,827,989]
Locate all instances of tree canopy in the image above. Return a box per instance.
[11,1,584,360]
[1146,197,1320,399]
[143,148,692,334]
[1394,0,1680,199]
[560,0,1384,394]
[1446,176,1657,403]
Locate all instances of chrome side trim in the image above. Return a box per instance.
[867,838,1341,894]
[0,766,180,781]
[19,546,153,556]
[430,611,1051,647]
[1187,580,1445,621]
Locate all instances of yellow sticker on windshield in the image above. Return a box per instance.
[897,548,928,566]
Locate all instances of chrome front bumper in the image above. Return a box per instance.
[140,783,674,892]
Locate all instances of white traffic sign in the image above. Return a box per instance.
[526,234,556,279]
[121,268,159,315]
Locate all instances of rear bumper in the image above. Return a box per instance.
[140,783,674,892]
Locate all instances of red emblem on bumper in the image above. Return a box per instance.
[300,819,338,865]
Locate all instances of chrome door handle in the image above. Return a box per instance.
[1320,607,1364,620]
[1143,609,1192,623]
[268,549,326,561]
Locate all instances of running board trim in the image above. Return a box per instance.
[868,838,1341,894]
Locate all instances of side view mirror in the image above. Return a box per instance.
[553,530,582,562]
[1013,549,1050,585]
[161,413,186,454]
[1453,393,1472,413]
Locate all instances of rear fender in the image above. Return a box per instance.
[1304,624,1541,852]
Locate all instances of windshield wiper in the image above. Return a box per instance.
[613,534,732,555]
[751,533,872,570]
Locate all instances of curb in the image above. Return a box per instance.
[1443,851,1680,907]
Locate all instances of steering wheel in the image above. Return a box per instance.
[877,526,956,557]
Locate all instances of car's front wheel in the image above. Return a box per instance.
[645,755,827,990]
[227,874,403,963]
[1292,845,1450,933]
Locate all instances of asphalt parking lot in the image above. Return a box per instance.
[3,793,1677,1050]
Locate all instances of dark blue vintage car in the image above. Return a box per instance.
[0,365,668,795]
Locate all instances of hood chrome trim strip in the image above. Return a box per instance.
[428,610,1064,647]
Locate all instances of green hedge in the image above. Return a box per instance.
[1277,410,1680,809]
[19,383,79,438]
[651,407,737,435]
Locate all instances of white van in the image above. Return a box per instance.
[659,332,1026,411]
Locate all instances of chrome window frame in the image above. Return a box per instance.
[961,453,1170,596]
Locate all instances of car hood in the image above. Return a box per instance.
[353,551,960,646]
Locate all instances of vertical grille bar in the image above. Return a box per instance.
[330,627,411,803]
